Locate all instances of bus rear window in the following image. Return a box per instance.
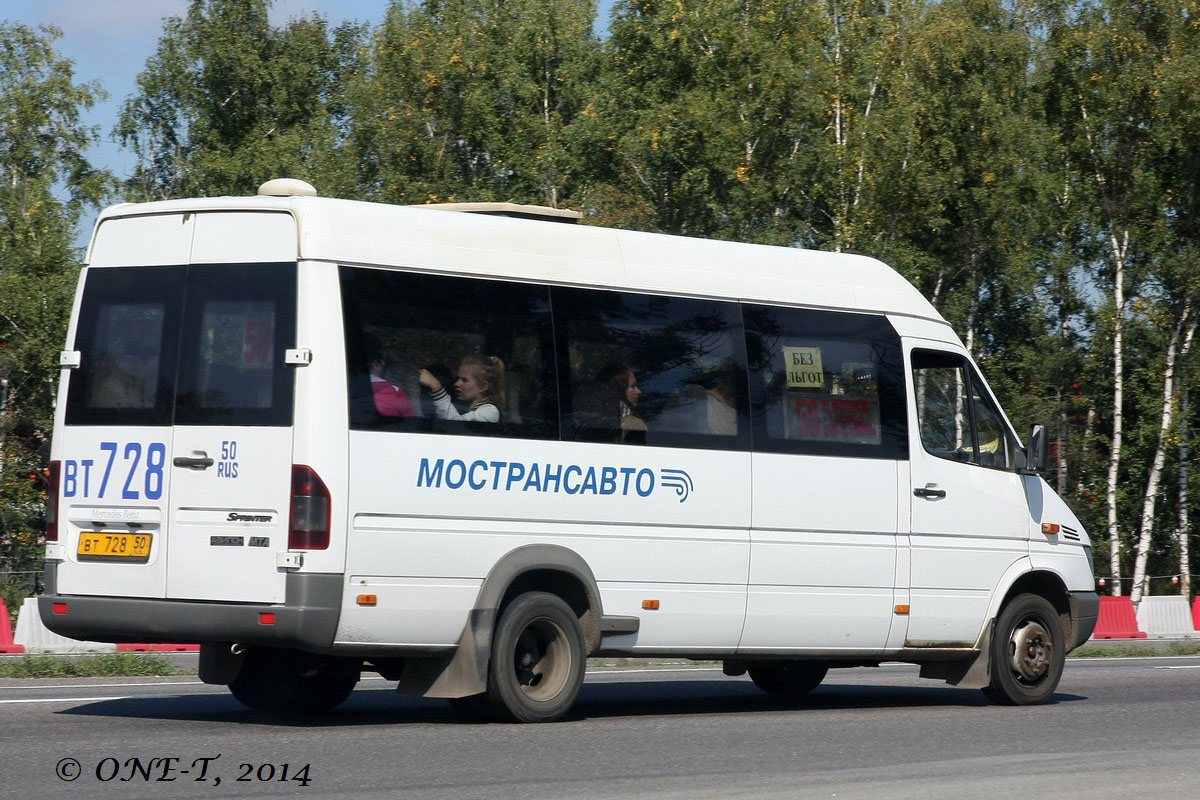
[65,266,184,426]
[65,263,295,427]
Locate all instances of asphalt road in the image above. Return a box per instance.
[2,657,1198,799]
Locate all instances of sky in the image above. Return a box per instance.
[3,0,615,242]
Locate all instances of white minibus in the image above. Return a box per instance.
[41,179,1098,722]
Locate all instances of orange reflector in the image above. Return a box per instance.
[1041,523,1060,535]
[259,612,277,625]
[53,602,68,615]
[357,594,378,606]
[894,604,910,615]
[642,599,660,610]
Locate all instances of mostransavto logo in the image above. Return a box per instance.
[415,458,694,503]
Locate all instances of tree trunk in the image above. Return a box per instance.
[1180,385,1191,600]
[1105,231,1128,595]
[1130,304,1196,607]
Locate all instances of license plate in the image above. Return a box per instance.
[77,532,153,562]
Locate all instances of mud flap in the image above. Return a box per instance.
[198,642,245,685]
[918,621,993,689]
[395,608,496,698]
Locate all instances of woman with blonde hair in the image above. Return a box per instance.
[418,354,506,423]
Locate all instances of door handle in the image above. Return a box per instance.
[914,484,947,499]
[173,455,214,469]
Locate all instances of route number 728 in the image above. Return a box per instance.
[61,442,167,500]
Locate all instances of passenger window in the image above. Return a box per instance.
[65,266,185,427]
[341,268,557,438]
[174,264,296,427]
[552,288,749,450]
[911,350,1012,469]
[744,305,907,459]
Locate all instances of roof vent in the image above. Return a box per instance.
[257,178,317,197]
[416,202,581,224]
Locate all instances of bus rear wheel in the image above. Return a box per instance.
[229,647,360,713]
[476,591,586,723]
[747,660,829,696]
[982,593,1065,706]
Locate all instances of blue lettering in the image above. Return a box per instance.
[121,442,142,500]
[489,461,507,490]
[523,463,542,492]
[563,465,582,495]
[505,462,526,491]
[417,458,445,488]
[468,460,488,490]
[599,467,617,495]
[543,463,562,493]
[63,460,78,497]
[80,460,93,497]
[580,467,598,494]
[619,467,636,495]
[445,459,467,489]
[636,469,654,497]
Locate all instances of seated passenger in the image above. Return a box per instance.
[370,352,416,418]
[418,354,505,423]
[571,364,645,443]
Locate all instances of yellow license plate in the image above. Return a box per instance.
[77,532,153,562]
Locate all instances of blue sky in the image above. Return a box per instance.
[3,0,615,240]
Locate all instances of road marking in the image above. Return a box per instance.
[0,675,389,691]
[1153,665,1200,670]
[0,696,127,705]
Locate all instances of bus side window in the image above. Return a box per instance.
[552,287,749,451]
[744,304,907,460]
[339,267,558,440]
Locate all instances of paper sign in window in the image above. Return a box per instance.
[783,346,824,388]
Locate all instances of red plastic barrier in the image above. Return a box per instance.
[1192,597,1200,631]
[1092,595,1147,639]
[0,599,26,653]
[116,643,200,652]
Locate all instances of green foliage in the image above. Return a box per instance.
[0,22,113,612]
[0,653,180,678]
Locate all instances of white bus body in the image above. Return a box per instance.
[42,182,1098,721]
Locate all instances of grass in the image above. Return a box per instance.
[0,652,180,678]
[1069,640,1200,658]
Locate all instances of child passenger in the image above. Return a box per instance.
[418,354,505,423]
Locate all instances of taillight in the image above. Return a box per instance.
[45,461,61,542]
[288,465,330,550]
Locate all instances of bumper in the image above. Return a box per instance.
[1070,590,1100,648]
[38,571,342,653]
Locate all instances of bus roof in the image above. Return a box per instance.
[90,192,946,325]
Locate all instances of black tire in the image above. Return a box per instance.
[481,591,586,723]
[229,648,360,713]
[746,660,829,696]
[982,593,1065,706]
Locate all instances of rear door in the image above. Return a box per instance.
[165,263,297,602]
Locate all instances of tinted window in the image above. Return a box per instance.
[174,264,296,426]
[341,267,557,438]
[65,264,296,427]
[553,288,749,451]
[65,266,185,426]
[745,305,907,459]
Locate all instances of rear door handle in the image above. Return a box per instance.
[914,484,947,499]
[173,455,214,469]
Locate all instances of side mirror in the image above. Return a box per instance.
[1022,423,1048,474]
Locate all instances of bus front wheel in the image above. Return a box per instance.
[476,591,586,723]
[982,593,1065,706]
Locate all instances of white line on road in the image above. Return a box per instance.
[1153,665,1200,670]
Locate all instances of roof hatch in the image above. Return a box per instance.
[416,202,581,224]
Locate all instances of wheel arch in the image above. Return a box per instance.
[395,544,604,699]
[994,569,1074,647]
